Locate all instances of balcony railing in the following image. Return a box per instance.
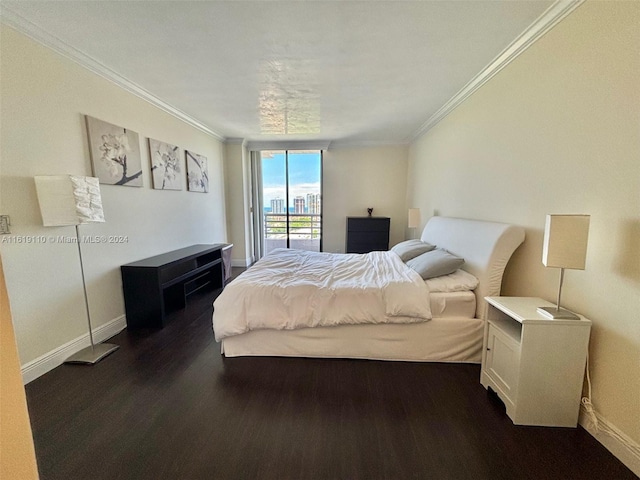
[264,213,321,253]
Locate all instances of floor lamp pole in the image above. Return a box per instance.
[76,224,95,349]
[64,225,119,364]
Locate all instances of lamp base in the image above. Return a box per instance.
[64,343,119,365]
[537,306,580,320]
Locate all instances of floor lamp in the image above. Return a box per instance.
[34,175,119,364]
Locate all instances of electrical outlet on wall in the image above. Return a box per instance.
[0,215,11,234]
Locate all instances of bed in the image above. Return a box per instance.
[213,216,525,363]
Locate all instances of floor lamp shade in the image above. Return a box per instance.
[34,175,117,364]
[408,208,421,229]
[539,214,590,320]
[34,175,105,226]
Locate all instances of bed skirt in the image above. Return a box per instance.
[220,317,484,363]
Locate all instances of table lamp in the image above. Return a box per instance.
[408,208,421,239]
[537,214,590,320]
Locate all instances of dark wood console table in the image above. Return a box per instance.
[121,244,229,329]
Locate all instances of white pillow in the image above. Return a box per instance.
[425,269,479,293]
[390,239,436,262]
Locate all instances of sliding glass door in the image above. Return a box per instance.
[257,150,322,256]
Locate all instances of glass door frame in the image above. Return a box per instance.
[252,149,323,258]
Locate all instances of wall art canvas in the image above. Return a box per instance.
[186,150,209,193]
[85,115,143,187]
[149,138,182,190]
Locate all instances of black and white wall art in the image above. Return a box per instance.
[186,150,209,193]
[149,138,182,190]
[85,115,143,187]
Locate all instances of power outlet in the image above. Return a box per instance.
[0,215,10,234]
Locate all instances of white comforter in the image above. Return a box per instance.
[212,248,432,341]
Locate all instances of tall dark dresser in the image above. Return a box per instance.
[346,217,391,253]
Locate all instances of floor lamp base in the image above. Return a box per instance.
[64,343,119,365]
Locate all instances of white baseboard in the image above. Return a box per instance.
[21,315,127,384]
[579,405,640,477]
[231,257,252,267]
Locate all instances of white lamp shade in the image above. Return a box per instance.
[408,208,421,228]
[35,175,105,226]
[542,214,590,270]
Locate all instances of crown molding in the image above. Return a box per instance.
[245,138,408,151]
[224,138,246,146]
[408,0,585,142]
[327,139,409,150]
[245,140,332,152]
[0,6,226,142]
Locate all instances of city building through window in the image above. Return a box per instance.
[257,150,322,255]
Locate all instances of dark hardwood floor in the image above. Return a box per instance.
[26,270,636,480]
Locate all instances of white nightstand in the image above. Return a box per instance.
[481,296,591,427]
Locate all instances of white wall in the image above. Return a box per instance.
[0,26,227,367]
[407,0,639,466]
[224,141,253,266]
[323,146,409,253]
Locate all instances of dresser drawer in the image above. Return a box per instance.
[347,217,390,232]
[346,217,390,253]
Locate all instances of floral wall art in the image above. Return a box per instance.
[85,115,143,187]
[149,138,182,190]
[186,150,209,193]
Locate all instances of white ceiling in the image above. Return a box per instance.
[2,1,560,146]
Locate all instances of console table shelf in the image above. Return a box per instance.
[121,244,229,329]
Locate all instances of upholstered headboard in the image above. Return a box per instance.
[421,216,525,318]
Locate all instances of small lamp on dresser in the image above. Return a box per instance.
[538,214,590,320]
